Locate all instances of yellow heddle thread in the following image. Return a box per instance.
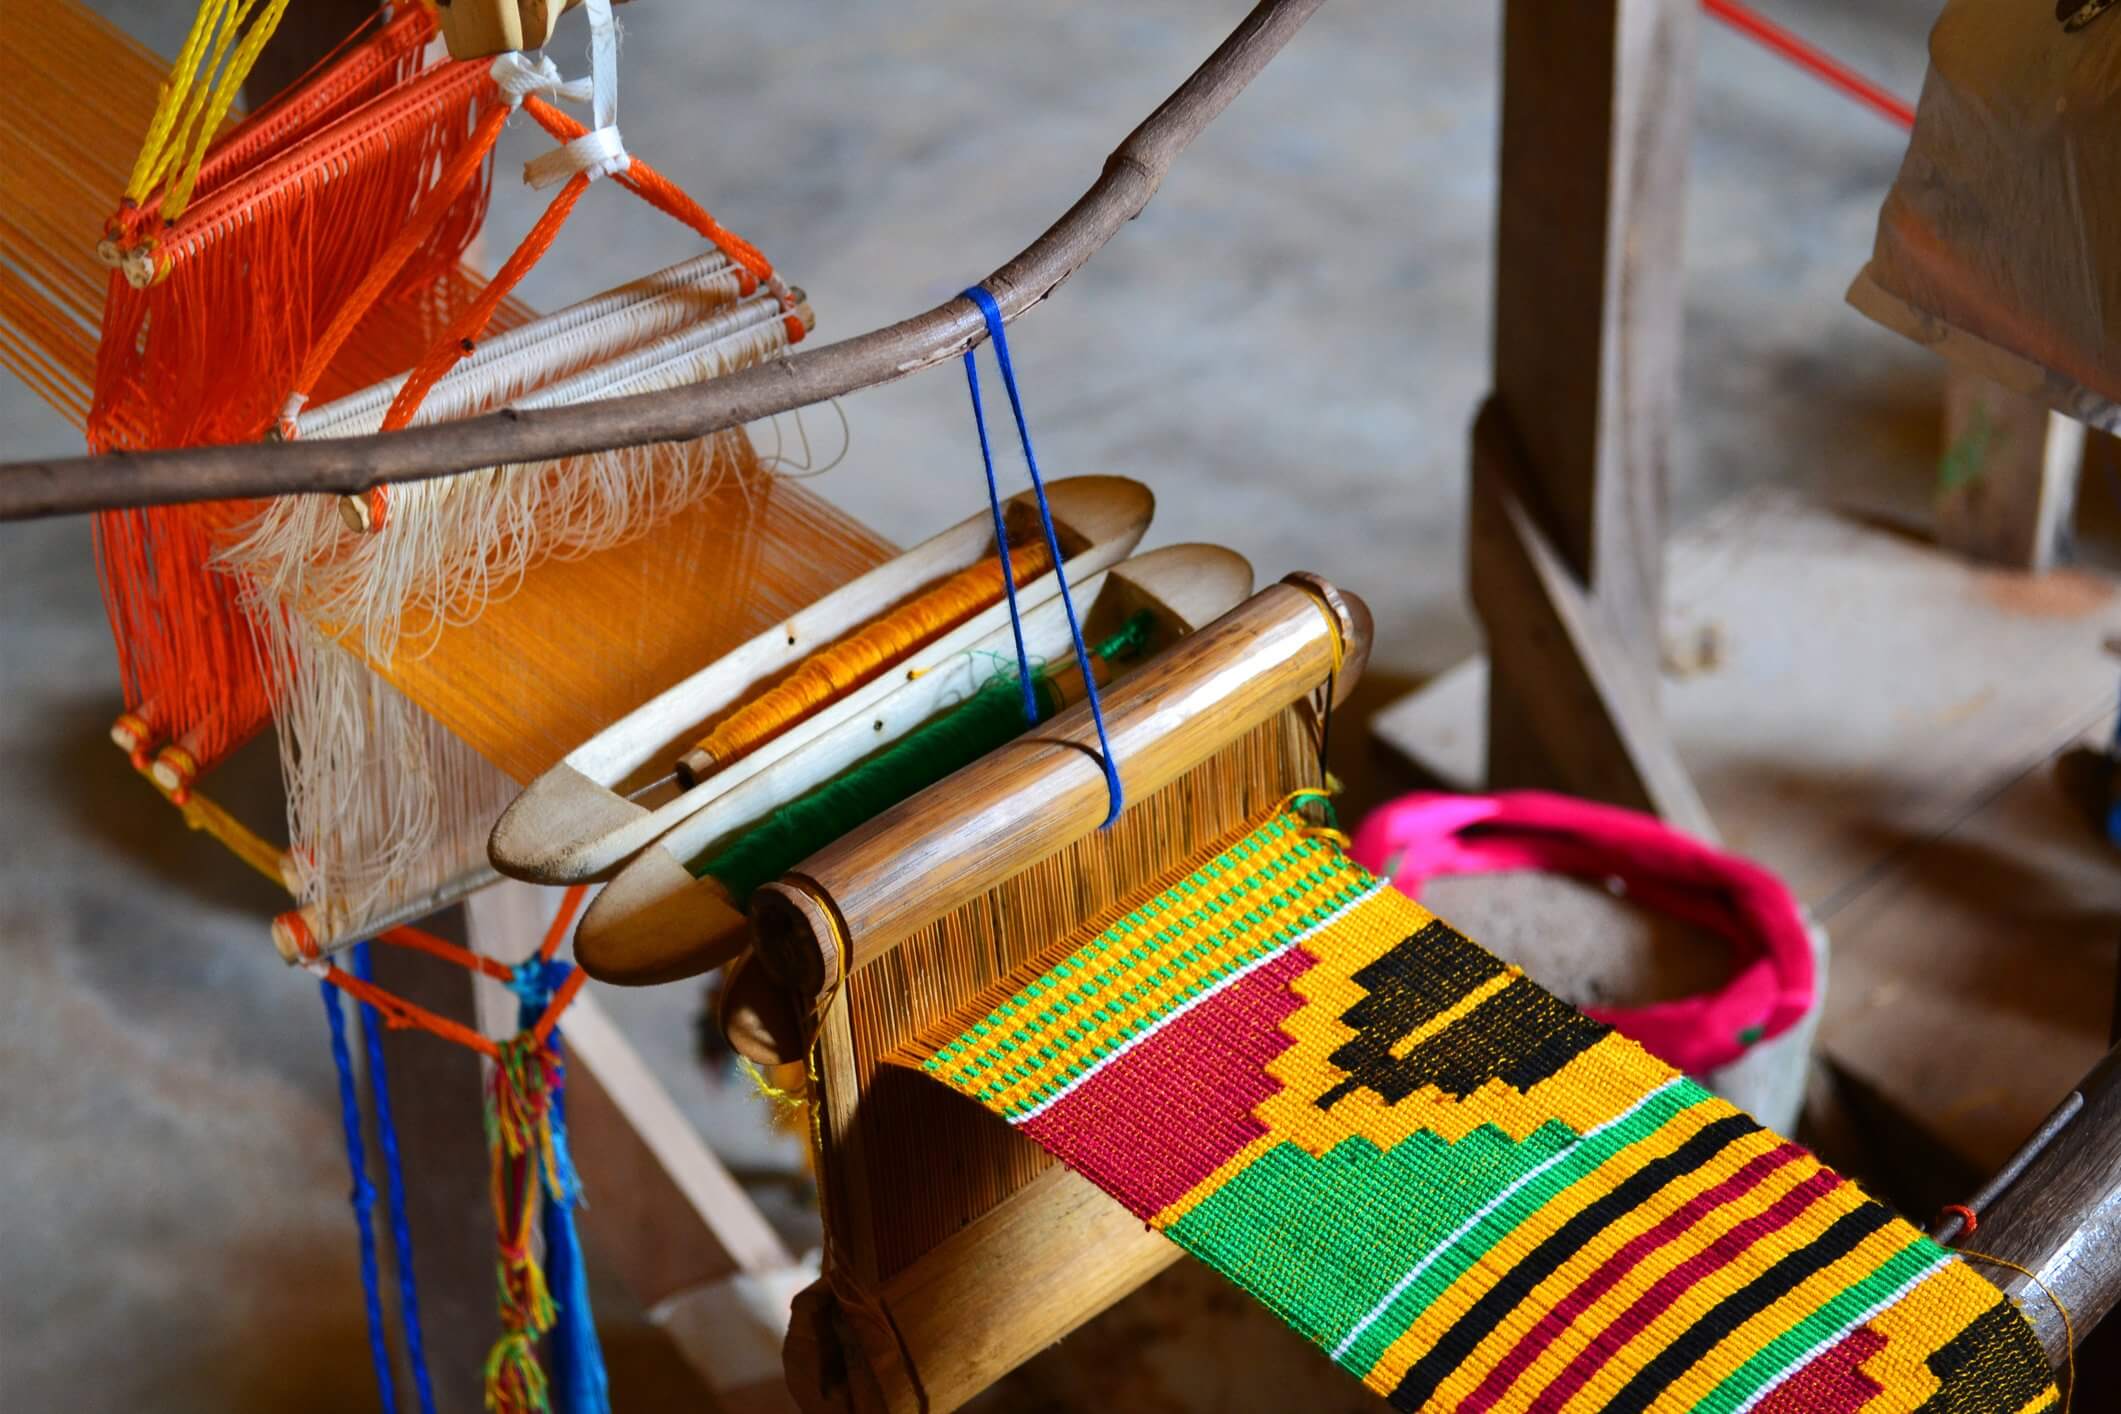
[122,0,296,224]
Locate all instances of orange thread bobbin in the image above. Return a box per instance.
[682,540,1054,782]
[109,710,158,768]
[275,907,323,964]
[1940,1203,1980,1238]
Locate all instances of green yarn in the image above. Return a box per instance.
[692,611,1156,903]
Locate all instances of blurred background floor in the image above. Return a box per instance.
[0,1,2075,1408]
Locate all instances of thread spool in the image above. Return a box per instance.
[675,537,1054,788]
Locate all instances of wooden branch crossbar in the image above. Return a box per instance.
[0,0,1325,521]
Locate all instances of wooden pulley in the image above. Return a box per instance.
[436,0,617,61]
[743,572,1368,1414]
[1850,0,2121,429]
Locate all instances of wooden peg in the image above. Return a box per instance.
[436,0,574,61]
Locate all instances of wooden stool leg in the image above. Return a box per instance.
[1937,368,2082,572]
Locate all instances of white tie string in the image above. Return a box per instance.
[489,52,592,109]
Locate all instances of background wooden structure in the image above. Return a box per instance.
[1377,0,2121,1373]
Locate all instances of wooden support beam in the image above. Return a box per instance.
[1469,403,1716,842]
[1481,0,1700,825]
[1936,369,2083,573]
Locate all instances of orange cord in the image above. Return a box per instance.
[519,95,783,301]
[321,962,503,1058]
[688,540,1055,774]
[377,923,516,982]
[282,96,513,432]
[539,884,589,963]
[316,884,593,1059]
[380,170,592,437]
[360,91,804,524]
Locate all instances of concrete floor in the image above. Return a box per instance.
[1,1,1990,1408]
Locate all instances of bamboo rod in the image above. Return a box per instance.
[749,575,1370,1009]
[0,0,1326,521]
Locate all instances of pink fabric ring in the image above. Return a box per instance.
[1349,791,1814,1075]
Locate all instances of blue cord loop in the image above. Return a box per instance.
[961,284,1125,827]
[508,959,610,1414]
[349,942,436,1414]
[322,947,399,1414]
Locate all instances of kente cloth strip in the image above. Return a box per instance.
[913,803,2057,1413]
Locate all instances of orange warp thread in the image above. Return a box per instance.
[689,540,1056,775]
[87,47,508,776]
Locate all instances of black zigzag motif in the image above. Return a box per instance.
[1315,918,1607,1111]
[1914,1298,2056,1414]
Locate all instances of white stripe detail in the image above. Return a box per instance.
[1727,1253,1951,1414]
[1005,879,1387,1125]
[1329,1078,1689,1364]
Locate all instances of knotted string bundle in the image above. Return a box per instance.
[306,888,602,1414]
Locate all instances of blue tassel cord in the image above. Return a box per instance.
[322,947,401,1414]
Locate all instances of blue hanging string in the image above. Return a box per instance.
[348,943,437,1414]
[960,284,1125,826]
[962,336,1040,721]
[510,957,611,1414]
[321,957,399,1414]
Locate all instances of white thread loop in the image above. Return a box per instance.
[277,391,308,439]
[489,52,590,108]
[524,126,629,189]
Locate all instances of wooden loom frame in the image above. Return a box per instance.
[7,0,2120,1404]
[1400,0,2120,1370]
